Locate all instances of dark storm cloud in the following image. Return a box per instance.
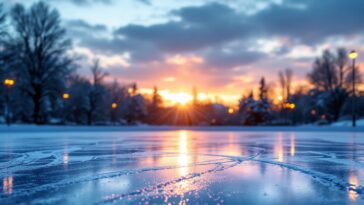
[115,3,253,53]
[253,0,364,44]
[114,1,364,53]
[73,0,364,69]
[204,49,266,69]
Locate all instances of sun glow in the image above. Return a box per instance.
[165,92,193,105]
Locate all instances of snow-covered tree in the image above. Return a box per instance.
[306,48,361,122]
[151,86,162,109]
[239,78,272,125]
[123,83,147,124]
[146,86,167,125]
[106,80,128,123]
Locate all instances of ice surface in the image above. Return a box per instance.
[1,129,364,204]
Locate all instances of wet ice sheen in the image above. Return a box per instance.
[0,131,363,204]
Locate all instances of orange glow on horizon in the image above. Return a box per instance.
[166,55,204,65]
[165,92,193,105]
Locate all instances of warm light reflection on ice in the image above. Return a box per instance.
[290,133,295,157]
[178,130,191,176]
[1,131,364,204]
[63,150,69,170]
[3,176,13,195]
[275,133,284,162]
[349,171,359,202]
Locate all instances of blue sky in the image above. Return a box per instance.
[3,0,364,103]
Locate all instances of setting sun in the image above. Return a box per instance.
[172,93,193,105]
[160,92,193,106]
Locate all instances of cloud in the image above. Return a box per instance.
[53,0,113,6]
[66,0,364,91]
[52,0,149,6]
[204,48,266,69]
[115,3,253,53]
[136,0,151,6]
[252,0,364,44]
[66,19,107,32]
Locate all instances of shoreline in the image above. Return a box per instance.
[1,125,364,133]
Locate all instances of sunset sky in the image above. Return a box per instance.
[3,0,364,105]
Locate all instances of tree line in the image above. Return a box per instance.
[0,2,362,126]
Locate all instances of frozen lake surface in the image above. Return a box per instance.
[1,129,364,204]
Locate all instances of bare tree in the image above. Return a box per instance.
[259,77,267,100]
[86,59,108,125]
[285,69,293,101]
[0,3,5,36]
[336,48,347,87]
[0,3,8,73]
[0,4,6,39]
[278,68,293,102]
[151,86,162,109]
[278,71,286,101]
[90,59,108,86]
[5,2,74,124]
[308,50,338,92]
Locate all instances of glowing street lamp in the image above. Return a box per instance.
[348,50,358,127]
[3,79,15,126]
[4,79,15,87]
[62,93,70,100]
[111,103,118,109]
[349,50,358,60]
[111,103,118,124]
[61,93,70,124]
[283,103,295,110]
[228,107,234,114]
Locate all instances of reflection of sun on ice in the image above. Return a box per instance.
[160,130,204,204]
[178,130,191,176]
